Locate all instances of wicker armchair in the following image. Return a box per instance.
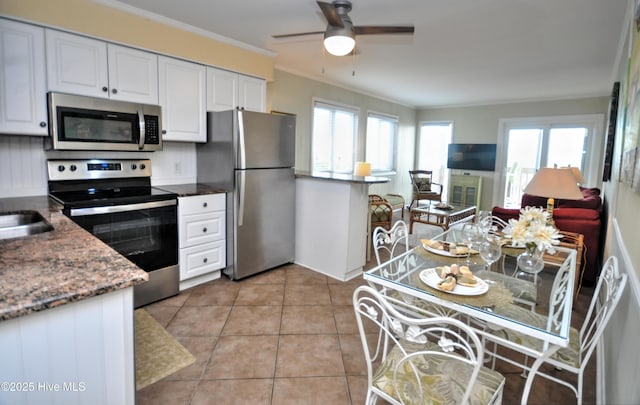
[369,194,394,230]
[409,170,443,209]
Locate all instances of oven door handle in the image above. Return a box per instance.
[69,199,176,217]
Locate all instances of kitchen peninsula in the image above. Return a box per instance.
[0,196,147,405]
[295,171,389,281]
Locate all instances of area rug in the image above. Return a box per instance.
[134,309,195,390]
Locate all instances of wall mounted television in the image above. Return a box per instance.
[446,143,497,172]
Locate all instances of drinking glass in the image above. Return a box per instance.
[460,223,482,264]
[477,210,492,236]
[479,235,502,271]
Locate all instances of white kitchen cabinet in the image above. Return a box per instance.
[178,194,226,290]
[238,74,266,112]
[0,19,48,136]
[207,66,266,112]
[0,289,135,404]
[159,56,207,142]
[107,44,158,103]
[46,29,158,103]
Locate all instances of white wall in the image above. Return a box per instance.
[0,137,197,198]
[416,97,609,210]
[267,69,417,202]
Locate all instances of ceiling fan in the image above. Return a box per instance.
[272,0,415,56]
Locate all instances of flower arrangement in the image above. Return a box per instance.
[503,206,562,253]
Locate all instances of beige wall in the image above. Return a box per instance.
[267,69,417,200]
[417,97,609,209]
[0,0,274,80]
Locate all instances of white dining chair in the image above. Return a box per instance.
[372,220,409,266]
[484,256,627,405]
[353,285,505,405]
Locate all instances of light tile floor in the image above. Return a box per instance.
[136,259,595,405]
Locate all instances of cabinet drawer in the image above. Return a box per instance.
[179,211,224,247]
[179,193,225,216]
[179,240,225,280]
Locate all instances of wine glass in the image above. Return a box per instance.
[460,223,482,264]
[479,235,502,272]
[477,210,492,236]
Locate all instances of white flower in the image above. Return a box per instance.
[503,206,561,253]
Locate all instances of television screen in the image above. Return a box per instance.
[447,144,497,171]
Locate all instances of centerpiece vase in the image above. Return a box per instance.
[517,243,545,274]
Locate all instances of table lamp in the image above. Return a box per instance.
[523,167,583,219]
[354,162,371,177]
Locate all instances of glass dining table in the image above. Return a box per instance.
[363,227,577,403]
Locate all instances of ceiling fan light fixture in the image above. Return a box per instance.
[323,26,355,56]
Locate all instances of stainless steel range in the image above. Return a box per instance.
[47,158,179,308]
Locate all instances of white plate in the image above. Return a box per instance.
[422,242,476,258]
[419,268,489,296]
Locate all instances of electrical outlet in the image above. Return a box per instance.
[173,162,182,175]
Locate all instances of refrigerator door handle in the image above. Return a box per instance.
[238,110,246,169]
[237,170,246,227]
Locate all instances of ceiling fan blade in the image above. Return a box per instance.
[354,26,415,35]
[272,31,325,39]
[317,1,344,27]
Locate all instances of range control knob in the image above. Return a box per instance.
[140,163,146,170]
[131,164,137,170]
[69,164,77,171]
[57,165,65,172]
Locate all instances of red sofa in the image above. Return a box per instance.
[492,187,602,285]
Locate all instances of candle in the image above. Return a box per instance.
[354,162,371,177]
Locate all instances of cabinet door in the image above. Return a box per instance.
[206,66,238,111]
[46,29,109,98]
[238,74,266,112]
[107,44,158,104]
[0,19,48,135]
[159,56,206,142]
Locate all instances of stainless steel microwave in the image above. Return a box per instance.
[46,92,162,152]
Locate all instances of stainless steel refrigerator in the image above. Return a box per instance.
[196,110,296,280]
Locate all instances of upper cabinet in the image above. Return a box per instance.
[0,19,48,136]
[159,56,207,142]
[45,29,158,104]
[207,66,266,112]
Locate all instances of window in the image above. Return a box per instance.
[498,115,603,207]
[312,101,358,173]
[417,122,453,199]
[366,112,398,173]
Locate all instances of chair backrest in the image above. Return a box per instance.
[544,249,575,336]
[409,170,434,192]
[353,285,488,405]
[577,256,627,365]
[372,220,409,266]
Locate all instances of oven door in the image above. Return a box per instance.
[68,199,178,271]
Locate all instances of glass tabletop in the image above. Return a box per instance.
[363,228,577,348]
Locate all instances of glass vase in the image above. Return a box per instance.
[517,243,544,274]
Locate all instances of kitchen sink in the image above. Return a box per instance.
[0,211,54,240]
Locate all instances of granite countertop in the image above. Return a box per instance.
[295,170,390,184]
[0,196,148,322]
[155,183,228,197]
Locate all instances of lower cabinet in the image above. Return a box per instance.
[449,174,482,207]
[178,193,226,290]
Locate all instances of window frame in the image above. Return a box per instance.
[311,98,359,173]
[365,111,399,175]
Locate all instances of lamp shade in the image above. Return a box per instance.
[324,25,355,56]
[523,167,584,200]
[560,166,585,184]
